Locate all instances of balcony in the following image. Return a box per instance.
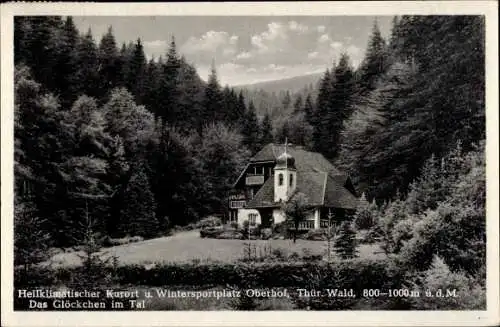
[297,220,315,230]
[229,200,246,209]
[245,174,264,186]
[320,220,336,228]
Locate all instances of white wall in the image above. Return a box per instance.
[272,208,286,224]
[273,169,297,202]
[237,208,261,226]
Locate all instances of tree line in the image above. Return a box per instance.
[14,16,270,248]
[14,15,485,256]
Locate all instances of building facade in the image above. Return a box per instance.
[228,143,359,230]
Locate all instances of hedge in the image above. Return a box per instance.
[16,258,404,291]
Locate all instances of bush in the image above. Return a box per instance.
[229,222,239,229]
[408,256,486,310]
[303,229,327,241]
[215,230,244,240]
[17,258,400,288]
[260,228,272,240]
[199,227,224,238]
[102,235,145,247]
[272,222,291,239]
[197,216,222,229]
[334,221,358,259]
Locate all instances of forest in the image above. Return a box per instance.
[14,15,485,287]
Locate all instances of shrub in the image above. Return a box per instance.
[260,228,272,240]
[334,221,358,259]
[271,248,289,261]
[199,227,224,238]
[301,248,322,262]
[17,258,413,310]
[215,230,244,240]
[408,256,486,310]
[272,222,291,239]
[229,221,239,229]
[198,216,222,229]
[354,193,378,230]
[303,229,327,241]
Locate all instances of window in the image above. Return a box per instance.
[230,200,246,209]
[278,173,283,186]
[249,213,258,226]
[290,174,294,187]
[229,211,238,222]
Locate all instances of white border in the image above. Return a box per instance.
[1,2,499,326]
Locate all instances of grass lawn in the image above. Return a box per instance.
[47,230,386,267]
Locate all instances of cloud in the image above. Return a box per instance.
[288,21,309,33]
[318,34,330,43]
[236,51,252,60]
[187,19,365,85]
[180,30,239,64]
[307,36,364,68]
[235,20,317,66]
[250,22,289,55]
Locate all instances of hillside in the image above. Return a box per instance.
[234,72,323,94]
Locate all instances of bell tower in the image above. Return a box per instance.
[274,140,297,202]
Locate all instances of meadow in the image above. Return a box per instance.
[47,230,385,267]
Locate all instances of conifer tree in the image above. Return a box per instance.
[236,90,247,129]
[126,38,147,104]
[202,62,224,131]
[241,101,261,154]
[334,220,358,259]
[72,28,100,98]
[357,20,388,94]
[313,54,355,159]
[293,94,303,114]
[53,16,79,106]
[120,163,158,238]
[160,36,181,124]
[303,94,315,125]
[118,42,135,88]
[176,59,205,133]
[14,16,63,89]
[282,90,292,111]
[312,69,333,155]
[260,113,274,145]
[14,197,51,269]
[98,26,120,100]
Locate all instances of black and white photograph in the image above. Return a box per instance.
[1,1,499,326]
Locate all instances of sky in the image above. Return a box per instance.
[73,16,393,86]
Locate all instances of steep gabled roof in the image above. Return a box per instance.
[250,143,340,174]
[245,171,358,209]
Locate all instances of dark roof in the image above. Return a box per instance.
[239,143,358,209]
[250,143,341,174]
[246,171,358,209]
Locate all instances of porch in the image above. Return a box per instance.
[295,219,335,230]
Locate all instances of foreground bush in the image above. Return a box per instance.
[16,258,402,291]
[408,256,486,310]
[16,257,484,310]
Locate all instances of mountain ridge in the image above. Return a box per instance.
[233,72,323,94]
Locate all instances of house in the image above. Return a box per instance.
[228,143,359,230]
